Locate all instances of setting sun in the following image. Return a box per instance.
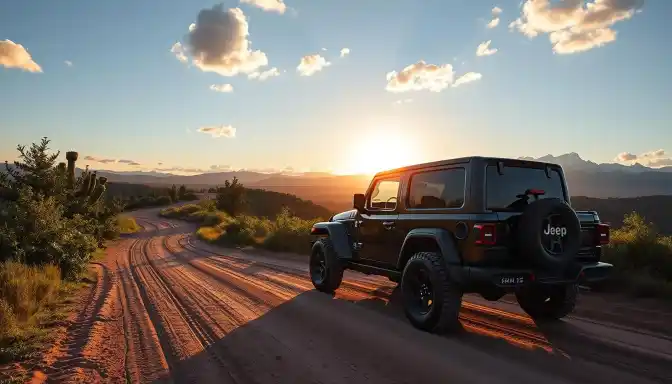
[336,120,420,175]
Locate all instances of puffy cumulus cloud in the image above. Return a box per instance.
[197,125,237,138]
[509,0,643,54]
[0,40,42,72]
[476,40,498,56]
[453,72,483,87]
[172,5,269,77]
[615,152,637,161]
[647,158,672,167]
[385,61,455,93]
[297,54,331,76]
[340,48,350,58]
[240,0,287,14]
[487,6,503,28]
[210,83,234,92]
[248,67,280,80]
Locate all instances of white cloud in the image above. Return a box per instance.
[509,0,643,54]
[340,48,350,58]
[197,125,237,138]
[64,60,73,67]
[0,40,42,72]
[393,98,413,105]
[297,54,331,76]
[386,61,455,93]
[248,67,280,80]
[83,156,141,166]
[477,40,498,56]
[615,149,672,167]
[240,0,287,14]
[487,6,503,28]
[453,72,483,87]
[615,152,637,161]
[210,84,234,92]
[172,5,269,77]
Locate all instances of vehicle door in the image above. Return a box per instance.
[356,175,401,266]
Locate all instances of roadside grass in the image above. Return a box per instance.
[0,262,93,367]
[591,212,672,299]
[161,201,320,255]
[116,215,140,234]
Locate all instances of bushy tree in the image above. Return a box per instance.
[169,184,178,203]
[0,137,119,278]
[215,177,246,216]
[178,185,187,200]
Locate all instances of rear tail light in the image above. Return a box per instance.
[474,223,497,245]
[596,223,610,245]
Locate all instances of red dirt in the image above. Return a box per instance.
[15,208,672,383]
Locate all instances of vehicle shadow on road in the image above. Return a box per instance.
[149,288,653,384]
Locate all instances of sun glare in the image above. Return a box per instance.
[338,121,418,175]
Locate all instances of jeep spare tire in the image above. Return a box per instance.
[516,198,581,270]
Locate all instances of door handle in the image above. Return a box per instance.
[382,221,396,230]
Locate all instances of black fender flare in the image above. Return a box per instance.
[397,228,461,270]
[311,222,353,260]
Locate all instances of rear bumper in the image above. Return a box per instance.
[455,262,613,289]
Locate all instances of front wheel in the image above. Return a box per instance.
[515,283,578,321]
[309,238,343,293]
[401,252,463,333]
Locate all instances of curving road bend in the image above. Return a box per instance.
[28,208,672,384]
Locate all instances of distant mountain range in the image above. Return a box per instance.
[4,153,672,211]
[518,152,672,173]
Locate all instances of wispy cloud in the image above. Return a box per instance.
[210,84,234,93]
[615,149,671,167]
[453,72,483,87]
[64,60,73,67]
[476,40,498,56]
[0,40,42,72]
[248,67,280,80]
[197,125,237,138]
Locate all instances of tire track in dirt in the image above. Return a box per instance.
[176,232,672,380]
[116,239,171,383]
[170,234,560,355]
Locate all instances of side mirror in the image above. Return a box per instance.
[353,193,366,212]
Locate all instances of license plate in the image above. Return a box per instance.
[500,276,525,285]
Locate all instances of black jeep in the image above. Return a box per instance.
[309,157,613,333]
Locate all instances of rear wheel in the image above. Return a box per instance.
[515,283,578,321]
[310,238,343,293]
[401,252,462,333]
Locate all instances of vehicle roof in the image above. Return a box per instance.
[373,156,562,177]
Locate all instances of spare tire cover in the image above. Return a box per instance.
[516,198,581,270]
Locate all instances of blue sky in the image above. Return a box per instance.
[1,0,670,175]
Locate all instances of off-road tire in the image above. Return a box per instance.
[401,252,463,333]
[310,238,344,293]
[515,283,578,321]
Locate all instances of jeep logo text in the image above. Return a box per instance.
[544,224,567,237]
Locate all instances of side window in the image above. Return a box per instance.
[408,168,465,209]
[368,178,400,210]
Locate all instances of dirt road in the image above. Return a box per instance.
[28,208,672,383]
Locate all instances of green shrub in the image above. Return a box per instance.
[116,215,140,234]
[596,212,672,298]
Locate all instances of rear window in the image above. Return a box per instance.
[486,165,565,211]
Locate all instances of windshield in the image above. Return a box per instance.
[486,165,566,211]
